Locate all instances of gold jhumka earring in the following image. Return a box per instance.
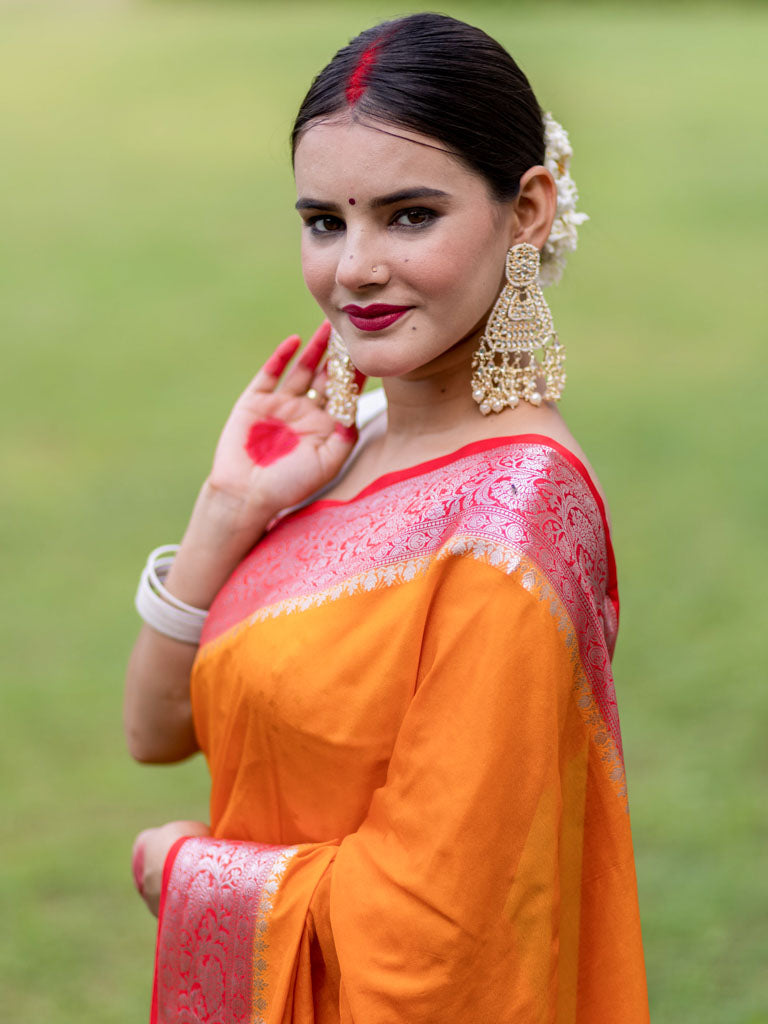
[325,328,360,427]
[471,242,565,414]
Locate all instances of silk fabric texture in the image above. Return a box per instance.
[151,435,649,1024]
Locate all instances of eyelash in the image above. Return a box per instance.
[306,207,438,236]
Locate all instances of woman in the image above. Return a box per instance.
[125,13,648,1023]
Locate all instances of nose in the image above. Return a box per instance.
[334,227,390,291]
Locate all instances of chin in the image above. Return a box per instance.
[347,349,434,381]
[344,328,456,381]
[341,336,409,377]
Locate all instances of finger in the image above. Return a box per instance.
[131,833,149,896]
[170,819,212,837]
[297,321,331,370]
[248,334,302,394]
[307,365,329,405]
[317,421,360,473]
[282,322,331,395]
[333,421,359,445]
[264,334,302,377]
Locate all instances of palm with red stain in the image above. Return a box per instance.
[207,322,362,534]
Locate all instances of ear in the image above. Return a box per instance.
[509,166,557,250]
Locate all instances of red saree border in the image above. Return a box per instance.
[197,438,623,776]
[295,432,616,587]
[151,836,188,1024]
[201,439,617,649]
[152,838,297,1024]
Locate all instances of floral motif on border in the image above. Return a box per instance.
[199,443,622,758]
[155,838,296,1024]
[447,536,627,804]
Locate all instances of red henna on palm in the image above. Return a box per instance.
[245,418,300,467]
[263,335,301,378]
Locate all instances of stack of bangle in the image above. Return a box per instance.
[134,545,208,645]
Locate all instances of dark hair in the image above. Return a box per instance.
[291,13,545,202]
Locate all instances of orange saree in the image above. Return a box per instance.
[152,436,648,1023]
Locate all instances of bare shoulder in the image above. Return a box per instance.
[464,401,610,516]
[319,394,609,520]
[529,410,609,514]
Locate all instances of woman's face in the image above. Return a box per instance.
[293,118,518,380]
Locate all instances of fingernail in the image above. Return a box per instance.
[131,840,145,896]
[311,320,332,343]
[298,332,329,370]
[263,335,301,377]
[333,422,358,444]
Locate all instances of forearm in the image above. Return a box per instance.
[124,324,352,763]
[124,479,274,763]
[124,626,200,762]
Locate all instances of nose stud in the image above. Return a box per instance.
[371,266,378,274]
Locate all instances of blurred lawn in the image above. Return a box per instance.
[1,1,766,1021]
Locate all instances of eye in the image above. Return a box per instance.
[392,207,436,228]
[306,215,345,235]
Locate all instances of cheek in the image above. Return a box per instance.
[399,247,462,301]
[301,244,336,305]
[408,236,503,307]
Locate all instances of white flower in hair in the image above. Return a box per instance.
[539,112,588,287]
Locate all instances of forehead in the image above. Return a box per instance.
[294,118,487,199]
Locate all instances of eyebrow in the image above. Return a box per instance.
[295,187,451,212]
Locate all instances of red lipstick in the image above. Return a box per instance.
[342,303,412,332]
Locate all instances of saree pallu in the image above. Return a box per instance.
[152,436,649,1023]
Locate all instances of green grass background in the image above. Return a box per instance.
[1,1,766,1021]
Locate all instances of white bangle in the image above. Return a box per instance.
[134,545,208,645]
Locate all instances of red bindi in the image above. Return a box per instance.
[245,418,300,467]
[348,198,356,205]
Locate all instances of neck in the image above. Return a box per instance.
[379,333,480,442]
[369,330,562,471]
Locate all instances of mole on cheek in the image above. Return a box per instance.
[245,418,300,467]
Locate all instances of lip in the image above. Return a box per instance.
[342,303,413,333]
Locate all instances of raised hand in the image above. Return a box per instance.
[207,322,362,533]
[153,323,364,613]
[124,326,362,764]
